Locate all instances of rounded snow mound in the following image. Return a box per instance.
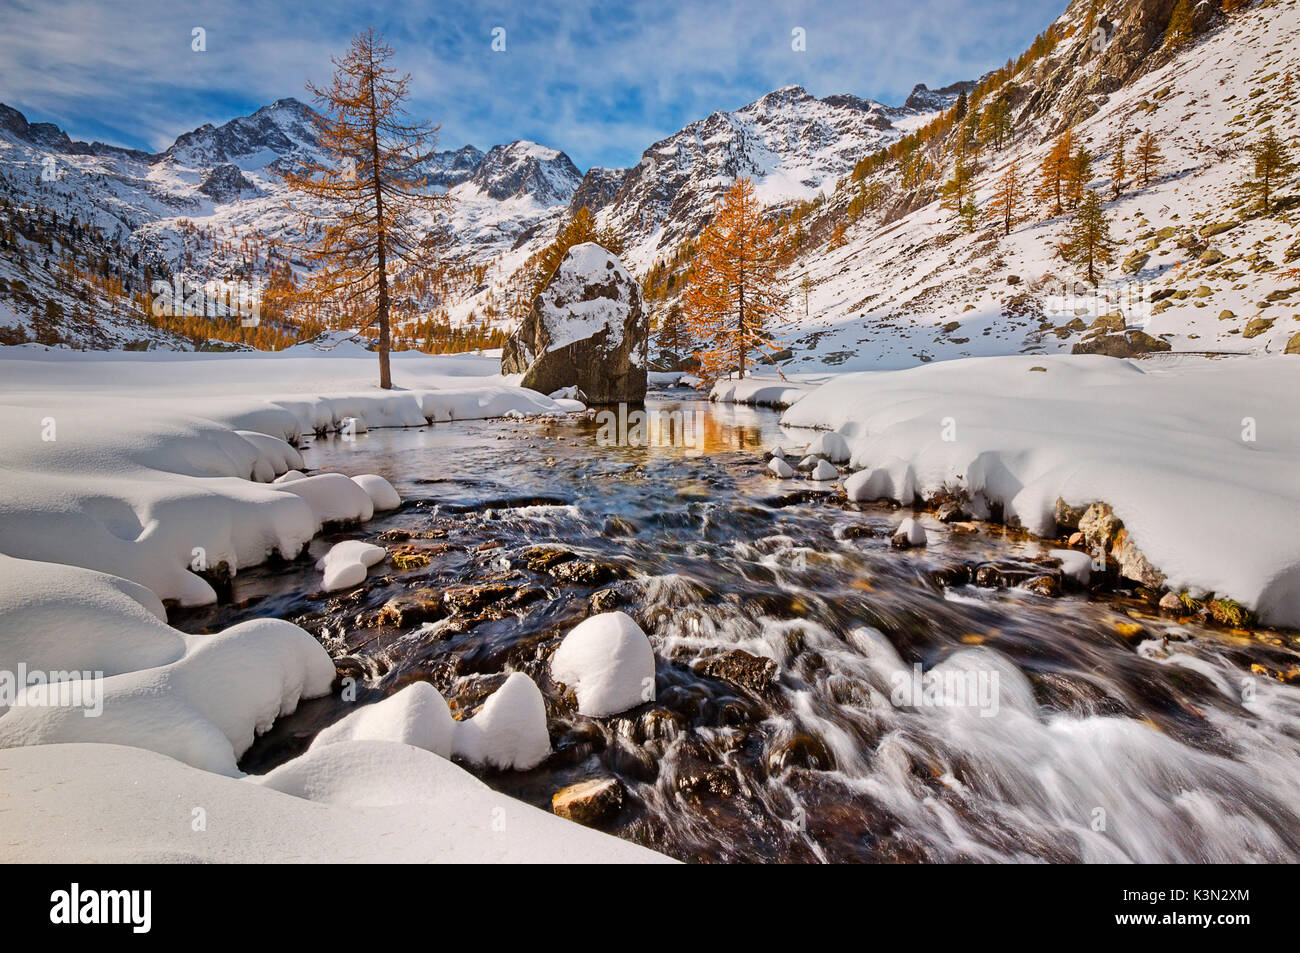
[551,611,656,717]
[452,672,552,770]
[312,682,455,759]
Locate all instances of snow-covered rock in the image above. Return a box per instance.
[844,462,918,505]
[351,474,401,511]
[277,473,375,526]
[805,432,851,463]
[452,672,552,770]
[892,517,927,548]
[551,611,656,717]
[316,539,386,592]
[1051,549,1093,586]
[810,459,839,481]
[501,242,647,402]
[312,682,456,759]
[768,457,795,478]
[235,430,304,480]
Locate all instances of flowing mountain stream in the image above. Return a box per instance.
[174,388,1300,863]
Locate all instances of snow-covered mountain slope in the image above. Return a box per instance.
[8,0,1290,362]
[596,84,935,268]
[0,96,582,347]
[0,73,955,347]
[442,141,584,272]
[761,0,1300,372]
[438,84,961,331]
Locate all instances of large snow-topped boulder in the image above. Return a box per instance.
[502,242,647,403]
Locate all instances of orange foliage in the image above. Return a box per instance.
[682,177,789,381]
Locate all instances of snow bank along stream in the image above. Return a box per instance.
[0,351,662,862]
[718,354,1300,631]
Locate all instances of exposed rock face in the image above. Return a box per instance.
[1072,329,1171,357]
[1018,0,1212,132]
[1243,317,1275,339]
[567,166,629,217]
[1079,503,1123,552]
[199,163,258,202]
[901,80,977,112]
[0,103,149,159]
[1114,528,1166,589]
[1075,501,1166,589]
[502,242,647,403]
[1054,497,1084,531]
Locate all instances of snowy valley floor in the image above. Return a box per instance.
[1,346,1298,862]
[0,347,665,862]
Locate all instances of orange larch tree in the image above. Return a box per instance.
[988,159,1024,236]
[1063,146,1093,210]
[1133,130,1164,188]
[274,28,449,389]
[682,177,788,381]
[1034,129,1074,216]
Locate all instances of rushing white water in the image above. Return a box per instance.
[634,540,1300,862]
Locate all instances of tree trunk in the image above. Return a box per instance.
[737,279,746,379]
[366,61,392,390]
[377,256,391,389]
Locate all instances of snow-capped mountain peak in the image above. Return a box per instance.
[596,84,916,266]
[462,140,583,205]
[161,97,319,168]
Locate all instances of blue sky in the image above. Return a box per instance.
[0,0,1066,170]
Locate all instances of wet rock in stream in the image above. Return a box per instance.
[588,588,622,613]
[767,731,836,773]
[552,777,626,826]
[375,588,446,627]
[691,649,780,695]
[550,559,625,585]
